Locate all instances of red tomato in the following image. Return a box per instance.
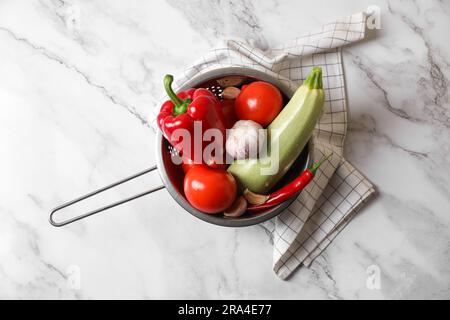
[180,140,228,173]
[181,157,226,173]
[181,157,196,173]
[221,99,238,129]
[235,81,282,127]
[205,158,229,170]
[184,165,237,214]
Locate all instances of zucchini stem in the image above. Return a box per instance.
[304,67,323,89]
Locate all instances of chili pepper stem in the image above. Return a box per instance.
[164,74,190,115]
[309,153,333,175]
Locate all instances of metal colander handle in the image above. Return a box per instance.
[49,165,165,227]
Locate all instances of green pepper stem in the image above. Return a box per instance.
[309,153,333,175]
[303,67,323,89]
[164,74,190,115]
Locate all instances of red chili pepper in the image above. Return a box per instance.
[247,153,333,212]
[157,75,227,168]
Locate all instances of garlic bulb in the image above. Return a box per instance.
[226,120,266,160]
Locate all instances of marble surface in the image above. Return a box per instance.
[1,0,449,299]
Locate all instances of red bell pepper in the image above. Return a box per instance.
[157,75,227,168]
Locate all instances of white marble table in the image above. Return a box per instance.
[1,0,449,299]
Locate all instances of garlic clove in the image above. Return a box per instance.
[222,86,241,99]
[217,76,245,87]
[243,189,269,205]
[225,120,265,160]
[224,196,247,218]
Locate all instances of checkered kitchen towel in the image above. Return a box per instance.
[152,12,376,280]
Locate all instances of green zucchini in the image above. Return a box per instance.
[228,67,324,194]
